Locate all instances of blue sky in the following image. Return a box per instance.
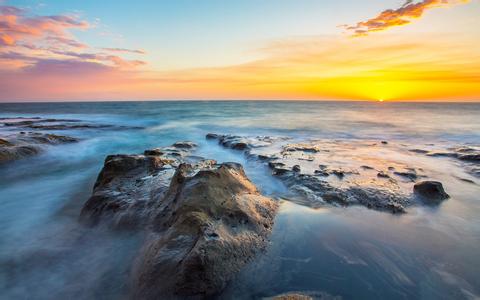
[6,0,416,69]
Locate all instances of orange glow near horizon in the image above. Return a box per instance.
[0,3,479,102]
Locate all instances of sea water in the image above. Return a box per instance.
[0,101,479,299]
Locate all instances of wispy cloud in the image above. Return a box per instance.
[102,47,146,54]
[0,5,146,71]
[344,0,471,36]
[0,5,88,46]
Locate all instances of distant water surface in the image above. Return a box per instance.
[0,101,479,299]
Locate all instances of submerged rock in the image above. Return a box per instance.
[80,144,278,298]
[414,181,450,202]
[0,132,77,164]
[1,116,143,131]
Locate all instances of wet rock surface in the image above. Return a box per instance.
[80,141,278,298]
[207,134,462,213]
[207,133,289,152]
[0,132,77,163]
[414,181,450,202]
[81,142,203,228]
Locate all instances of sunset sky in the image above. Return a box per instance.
[1,0,479,102]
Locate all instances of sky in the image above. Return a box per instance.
[0,0,479,102]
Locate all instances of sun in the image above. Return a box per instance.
[378,99,384,102]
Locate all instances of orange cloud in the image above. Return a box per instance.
[345,0,471,36]
[0,5,89,47]
[0,5,146,73]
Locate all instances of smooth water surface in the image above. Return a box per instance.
[0,101,479,299]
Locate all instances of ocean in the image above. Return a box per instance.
[0,101,479,299]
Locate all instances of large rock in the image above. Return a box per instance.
[80,154,173,228]
[80,144,278,298]
[414,181,450,202]
[133,162,277,298]
[80,142,198,228]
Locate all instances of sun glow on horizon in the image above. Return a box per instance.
[0,1,479,102]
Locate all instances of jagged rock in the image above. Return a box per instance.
[80,154,172,228]
[172,141,197,149]
[414,181,450,202]
[80,145,278,298]
[133,162,277,298]
[80,144,198,228]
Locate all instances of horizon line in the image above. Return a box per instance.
[1,99,480,104]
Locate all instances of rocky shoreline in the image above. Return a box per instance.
[3,117,477,298]
[75,134,466,298]
[205,133,455,213]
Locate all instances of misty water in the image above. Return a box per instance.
[0,101,479,299]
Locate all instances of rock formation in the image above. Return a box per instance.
[414,181,450,202]
[79,142,278,298]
